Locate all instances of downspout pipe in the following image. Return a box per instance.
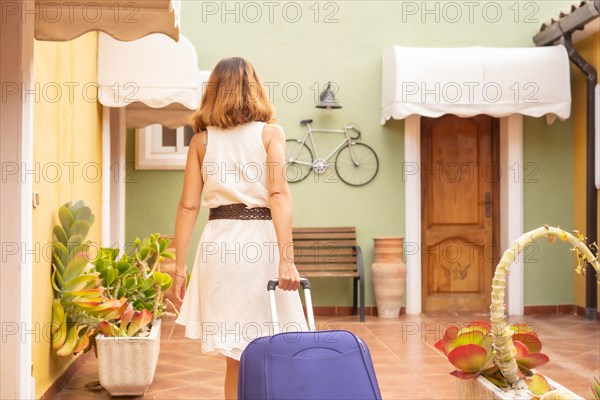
[562,32,598,321]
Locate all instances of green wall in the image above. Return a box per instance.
[523,117,574,305]
[126,0,576,307]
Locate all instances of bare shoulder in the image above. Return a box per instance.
[262,123,285,151]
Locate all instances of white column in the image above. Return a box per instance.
[0,0,35,398]
[404,115,422,315]
[110,108,126,250]
[500,115,525,316]
[102,107,111,247]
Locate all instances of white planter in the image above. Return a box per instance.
[456,374,584,400]
[96,318,161,396]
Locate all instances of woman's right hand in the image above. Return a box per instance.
[278,260,301,291]
[173,268,187,303]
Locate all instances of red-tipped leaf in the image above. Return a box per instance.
[447,344,490,374]
[518,352,550,369]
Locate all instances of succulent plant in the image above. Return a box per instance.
[50,201,177,356]
[93,234,176,323]
[435,226,600,399]
[434,320,549,384]
[51,201,125,357]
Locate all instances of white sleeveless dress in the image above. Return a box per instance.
[175,121,308,360]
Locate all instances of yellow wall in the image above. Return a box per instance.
[31,32,103,399]
[572,31,600,310]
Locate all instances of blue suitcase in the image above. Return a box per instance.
[238,278,383,400]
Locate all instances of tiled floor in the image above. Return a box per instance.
[56,313,599,399]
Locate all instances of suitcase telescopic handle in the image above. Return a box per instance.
[267,278,316,334]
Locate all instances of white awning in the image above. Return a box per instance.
[381,46,571,124]
[35,0,181,42]
[124,70,211,128]
[98,33,210,128]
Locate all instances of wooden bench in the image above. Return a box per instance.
[291,227,365,322]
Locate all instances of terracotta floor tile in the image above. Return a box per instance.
[55,314,598,399]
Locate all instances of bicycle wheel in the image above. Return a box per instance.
[335,142,379,186]
[285,139,313,183]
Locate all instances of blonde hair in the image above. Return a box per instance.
[189,57,275,132]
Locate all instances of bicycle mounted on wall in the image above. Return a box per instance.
[285,119,379,187]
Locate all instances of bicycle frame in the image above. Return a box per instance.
[290,122,360,167]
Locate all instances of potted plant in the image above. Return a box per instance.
[93,233,177,396]
[434,225,599,400]
[50,200,179,396]
[51,201,125,357]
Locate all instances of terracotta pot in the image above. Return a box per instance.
[371,237,407,318]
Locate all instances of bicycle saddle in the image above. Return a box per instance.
[299,119,313,126]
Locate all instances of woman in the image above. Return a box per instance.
[172,57,308,399]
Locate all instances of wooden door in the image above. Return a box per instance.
[421,115,499,313]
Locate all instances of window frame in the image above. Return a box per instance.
[135,124,193,170]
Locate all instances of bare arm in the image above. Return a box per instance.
[264,124,300,291]
[173,133,205,301]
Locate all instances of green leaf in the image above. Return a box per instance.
[51,299,65,333]
[52,252,66,275]
[124,277,136,289]
[69,200,84,213]
[53,242,69,271]
[51,265,64,292]
[152,271,173,290]
[63,274,100,292]
[67,234,85,256]
[142,278,154,291]
[63,257,91,283]
[161,251,175,260]
[58,206,74,234]
[94,258,110,273]
[56,325,84,357]
[159,237,170,252]
[69,220,91,240]
[74,206,92,222]
[116,262,132,274]
[68,243,89,260]
[105,269,118,286]
[53,225,68,244]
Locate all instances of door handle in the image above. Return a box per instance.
[484,192,491,218]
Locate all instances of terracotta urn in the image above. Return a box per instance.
[371,237,407,318]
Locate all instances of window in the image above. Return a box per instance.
[135,124,196,170]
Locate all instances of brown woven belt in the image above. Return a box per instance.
[209,203,272,221]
